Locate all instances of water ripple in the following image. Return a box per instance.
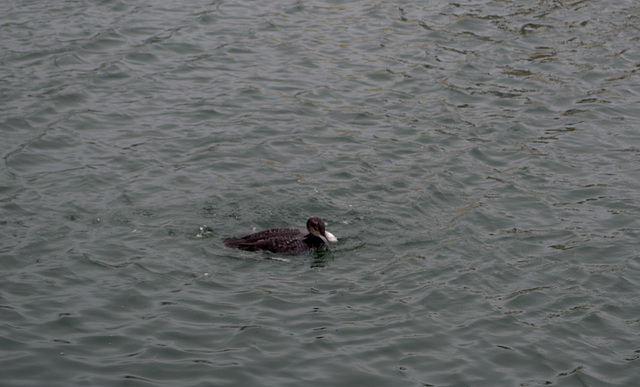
[2,0,640,385]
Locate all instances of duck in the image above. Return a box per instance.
[223,217,334,254]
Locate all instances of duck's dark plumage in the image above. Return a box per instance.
[223,217,332,255]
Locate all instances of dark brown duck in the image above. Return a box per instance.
[223,217,333,255]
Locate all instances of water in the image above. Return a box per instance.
[2,0,640,385]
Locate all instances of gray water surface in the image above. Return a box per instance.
[2,1,640,386]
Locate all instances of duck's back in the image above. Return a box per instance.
[224,227,323,254]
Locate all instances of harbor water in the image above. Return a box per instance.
[2,1,640,385]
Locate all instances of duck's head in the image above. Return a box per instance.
[306,217,333,249]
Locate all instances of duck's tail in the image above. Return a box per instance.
[223,238,241,248]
